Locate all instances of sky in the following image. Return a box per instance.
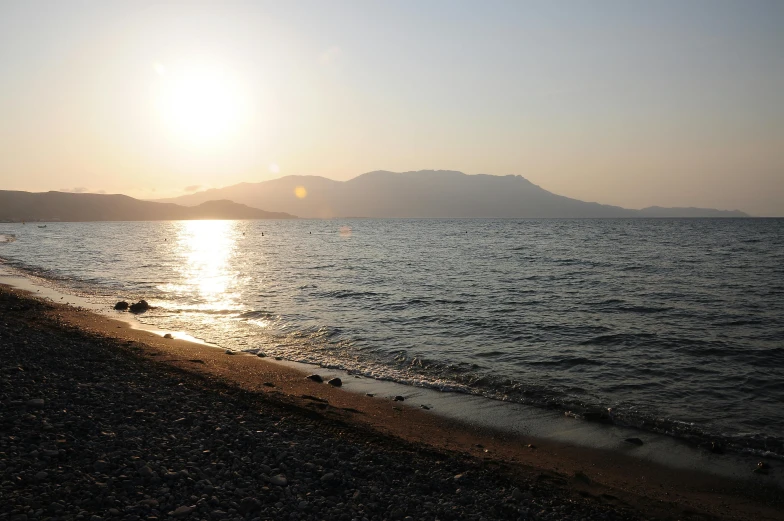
[0,1,782,215]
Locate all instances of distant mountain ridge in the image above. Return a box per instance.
[0,191,295,222]
[157,170,749,218]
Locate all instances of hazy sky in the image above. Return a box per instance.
[1,1,782,215]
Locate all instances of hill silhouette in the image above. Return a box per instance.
[0,191,295,222]
[158,170,749,218]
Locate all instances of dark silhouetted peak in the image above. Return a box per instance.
[0,191,296,222]
[154,170,748,219]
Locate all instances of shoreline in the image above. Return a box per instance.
[1,281,783,519]
[1,264,782,474]
[2,222,782,463]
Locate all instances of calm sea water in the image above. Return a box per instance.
[2,219,783,455]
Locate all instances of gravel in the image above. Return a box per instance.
[0,289,641,520]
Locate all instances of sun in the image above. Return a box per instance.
[153,60,248,146]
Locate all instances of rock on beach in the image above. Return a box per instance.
[128,300,150,313]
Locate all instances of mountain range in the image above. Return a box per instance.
[158,170,749,218]
[0,191,295,222]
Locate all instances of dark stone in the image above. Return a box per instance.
[268,474,287,487]
[306,374,323,383]
[26,398,45,408]
[163,333,173,339]
[624,438,644,446]
[393,395,405,402]
[128,300,150,313]
[239,497,261,514]
[327,378,342,387]
[709,441,724,454]
[302,394,328,403]
[320,472,337,485]
[114,301,129,311]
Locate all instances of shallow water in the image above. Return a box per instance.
[1,218,783,455]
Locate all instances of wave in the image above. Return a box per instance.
[620,265,649,271]
[579,333,657,346]
[317,289,387,299]
[238,310,276,319]
[616,305,672,313]
[0,233,16,243]
[299,346,784,459]
[712,318,765,326]
[528,357,604,368]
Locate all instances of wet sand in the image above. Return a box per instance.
[1,284,783,520]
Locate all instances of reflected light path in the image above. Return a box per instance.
[162,220,242,314]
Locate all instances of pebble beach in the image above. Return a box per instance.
[1,286,782,521]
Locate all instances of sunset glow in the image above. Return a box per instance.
[0,2,782,213]
[153,61,249,147]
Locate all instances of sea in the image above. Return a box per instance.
[1,218,783,457]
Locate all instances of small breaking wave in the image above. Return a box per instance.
[316,289,387,299]
[528,357,604,368]
[579,333,657,346]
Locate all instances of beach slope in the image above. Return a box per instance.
[0,286,781,520]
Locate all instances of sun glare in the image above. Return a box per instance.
[153,60,248,146]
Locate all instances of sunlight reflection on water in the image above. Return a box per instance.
[160,220,242,313]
